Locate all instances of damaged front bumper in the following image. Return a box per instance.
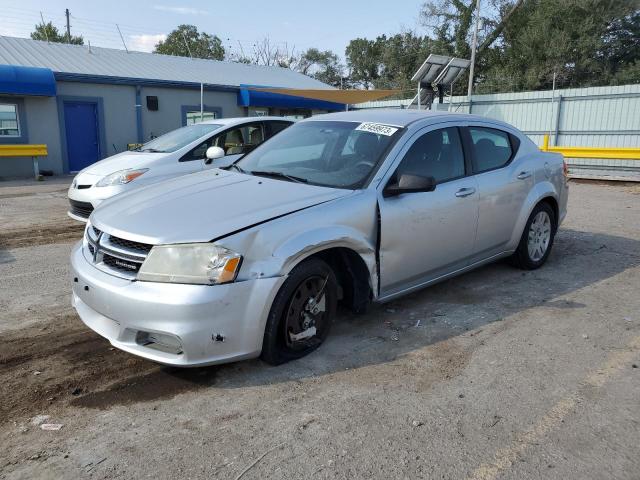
[70,241,285,367]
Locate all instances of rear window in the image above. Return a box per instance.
[469,127,514,173]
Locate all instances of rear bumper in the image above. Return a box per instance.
[70,241,285,366]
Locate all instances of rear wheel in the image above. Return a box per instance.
[510,202,556,270]
[261,258,337,365]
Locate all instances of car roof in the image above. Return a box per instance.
[200,116,294,127]
[300,109,514,129]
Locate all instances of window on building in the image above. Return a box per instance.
[185,110,218,125]
[0,104,20,137]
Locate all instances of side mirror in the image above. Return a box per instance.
[383,173,436,197]
[204,146,225,165]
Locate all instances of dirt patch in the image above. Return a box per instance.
[0,222,84,249]
[0,312,215,423]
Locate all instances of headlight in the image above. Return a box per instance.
[95,168,148,187]
[137,244,242,285]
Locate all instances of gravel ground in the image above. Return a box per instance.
[0,180,639,480]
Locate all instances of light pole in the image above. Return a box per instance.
[467,0,481,111]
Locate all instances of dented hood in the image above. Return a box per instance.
[90,169,351,244]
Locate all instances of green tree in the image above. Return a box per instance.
[31,21,84,45]
[376,32,433,91]
[482,0,640,91]
[345,38,382,89]
[298,48,345,87]
[154,24,224,60]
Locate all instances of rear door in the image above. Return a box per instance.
[378,125,479,298]
[464,126,529,259]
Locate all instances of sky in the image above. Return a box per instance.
[1,0,425,59]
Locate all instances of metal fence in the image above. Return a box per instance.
[355,84,640,180]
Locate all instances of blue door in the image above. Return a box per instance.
[64,102,100,172]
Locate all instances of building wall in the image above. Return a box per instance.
[0,94,61,177]
[139,86,242,142]
[0,82,246,179]
[57,81,139,162]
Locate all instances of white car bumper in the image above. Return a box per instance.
[67,181,128,222]
[70,241,285,367]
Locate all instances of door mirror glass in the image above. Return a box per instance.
[204,146,225,164]
[384,173,436,197]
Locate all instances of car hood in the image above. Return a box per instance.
[78,152,168,178]
[91,169,352,244]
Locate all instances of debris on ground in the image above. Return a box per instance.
[40,424,63,431]
[412,420,424,427]
[29,415,50,426]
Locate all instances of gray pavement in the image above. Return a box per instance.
[0,180,639,480]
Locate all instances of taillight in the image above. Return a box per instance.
[563,158,569,178]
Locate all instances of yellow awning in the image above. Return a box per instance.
[248,87,401,104]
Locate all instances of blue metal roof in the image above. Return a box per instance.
[0,64,56,96]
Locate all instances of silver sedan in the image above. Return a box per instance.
[70,110,568,366]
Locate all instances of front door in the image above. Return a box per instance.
[378,126,479,298]
[64,102,100,172]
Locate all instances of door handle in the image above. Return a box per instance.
[455,187,476,198]
[517,171,532,180]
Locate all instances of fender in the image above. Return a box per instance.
[508,180,559,250]
[273,225,378,289]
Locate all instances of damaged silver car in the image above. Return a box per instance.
[70,110,568,366]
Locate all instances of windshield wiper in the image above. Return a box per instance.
[249,170,308,183]
[224,163,247,174]
[139,148,165,153]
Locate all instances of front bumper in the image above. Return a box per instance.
[67,183,128,222]
[70,241,284,366]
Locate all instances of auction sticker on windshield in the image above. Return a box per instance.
[355,123,399,136]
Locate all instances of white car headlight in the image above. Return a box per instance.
[95,168,148,187]
[137,244,242,285]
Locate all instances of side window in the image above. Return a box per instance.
[396,127,465,184]
[468,127,513,173]
[266,121,291,138]
[216,127,246,155]
[247,124,264,147]
[180,137,215,162]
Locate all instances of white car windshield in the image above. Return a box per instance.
[235,121,402,188]
[138,124,223,153]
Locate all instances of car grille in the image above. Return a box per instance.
[69,199,94,219]
[85,226,153,279]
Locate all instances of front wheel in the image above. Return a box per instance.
[261,258,337,365]
[510,202,556,270]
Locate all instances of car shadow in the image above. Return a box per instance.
[152,227,639,392]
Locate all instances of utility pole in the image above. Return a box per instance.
[467,0,481,109]
[39,12,49,43]
[65,8,71,44]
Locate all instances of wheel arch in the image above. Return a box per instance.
[509,181,561,250]
[272,227,377,311]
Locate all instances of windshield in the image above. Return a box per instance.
[138,124,222,153]
[235,121,402,188]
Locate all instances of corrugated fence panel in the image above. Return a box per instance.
[355,85,640,178]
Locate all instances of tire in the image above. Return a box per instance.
[261,258,338,365]
[509,202,556,270]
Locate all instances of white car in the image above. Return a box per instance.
[67,117,294,222]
